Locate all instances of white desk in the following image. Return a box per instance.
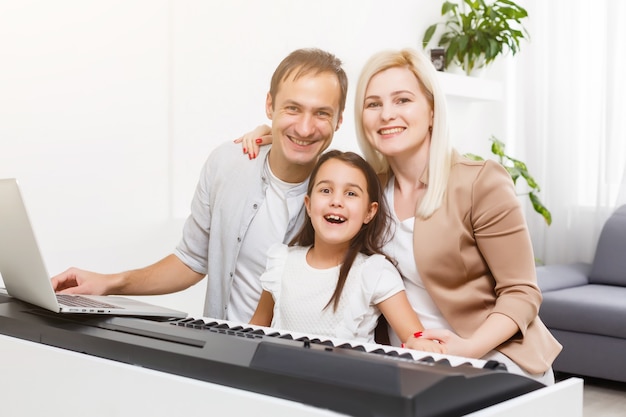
[0,334,582,417]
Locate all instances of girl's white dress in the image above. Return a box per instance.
[260,243,405,343]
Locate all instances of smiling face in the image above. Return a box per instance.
[304,157,378,251]
[361,66,433,159]
[266,71,343,183]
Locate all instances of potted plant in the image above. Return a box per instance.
[465,136,552,225]
[422,0,530,75]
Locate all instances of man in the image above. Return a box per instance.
[52,48,347,322]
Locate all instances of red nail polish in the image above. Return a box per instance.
[243,147,247,154]
[401,343,406,348]
[414,331,423,338]
[255,138,262,144]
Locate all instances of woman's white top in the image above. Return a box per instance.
[383,179,453,346]
[260,244,405,343]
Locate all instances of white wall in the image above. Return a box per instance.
[0,0,507,317]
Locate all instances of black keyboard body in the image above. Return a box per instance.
[0,294,544,417]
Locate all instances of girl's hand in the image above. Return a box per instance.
[233,124,272,160]
[418,328,472,358]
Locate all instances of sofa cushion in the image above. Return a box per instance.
[589,205,626,286]
[536,263,590,292]
[539,284,626,339]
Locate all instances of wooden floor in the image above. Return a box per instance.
[556,373,626,416]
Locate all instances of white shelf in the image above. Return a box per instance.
[437,71,503,102]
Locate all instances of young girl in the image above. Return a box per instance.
[249,150,443,353]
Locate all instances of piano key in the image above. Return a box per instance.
[182,317,496,370]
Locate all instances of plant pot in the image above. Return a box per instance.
[445,60,488,78]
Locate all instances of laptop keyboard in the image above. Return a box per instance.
[57,294,119,309]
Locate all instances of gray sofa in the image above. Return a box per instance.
[536,205,626,383]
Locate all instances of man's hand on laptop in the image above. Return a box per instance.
[51,267,112,295]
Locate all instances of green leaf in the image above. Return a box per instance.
[442,1,458,15]
[458,34,469,53]
[506,166,520,184]
[490,137,506,157]
[487,38,499,60]
[517,168,539,190]
[510,158,528,172]
[423,24,438,46]
[445,42,459,66]
[529,192,552,225]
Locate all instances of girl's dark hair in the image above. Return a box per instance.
[290,149,394,311]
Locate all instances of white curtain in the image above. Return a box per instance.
[513,0,626,264]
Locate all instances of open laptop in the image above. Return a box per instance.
[0,178,187,318]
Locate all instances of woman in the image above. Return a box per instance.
[355,48,560,385]
[237,48,561,385]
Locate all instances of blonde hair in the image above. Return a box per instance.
[354,48,452,219]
